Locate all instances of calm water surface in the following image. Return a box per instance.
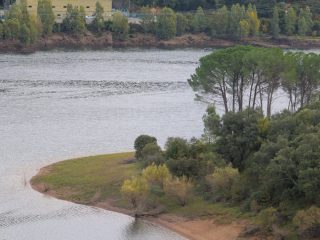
[0,49,210,240]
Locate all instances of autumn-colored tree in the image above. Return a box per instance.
[142,164,170,188]
[245,4,260,36]
[121,176,149,208]
[164,176,193,206]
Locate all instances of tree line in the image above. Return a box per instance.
[1,0,320,45]
[189,46,320,117]
[130,0,320,17]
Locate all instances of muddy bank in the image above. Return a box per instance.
[1,32,320,54]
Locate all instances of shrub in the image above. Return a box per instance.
[166,157,201,178]
[134,135,157,159]
[293,206,320,237]
[111,12,129,41]
[140,142,164,166]
[206,166,240,202]
[164,176,193,206]
[165,137,189,159]
[258,207,278,231]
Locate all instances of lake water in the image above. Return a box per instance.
[0,49,210,240]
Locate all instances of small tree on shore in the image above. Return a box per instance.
[91,2,105,33]
[192,7,207,33]
[37,0,55,35]
[176,13,188,36]
[164,176,193,206]
[121,176,149,208]
[271,6,280,38]
[156,7,176,40]
[134,135,157,159]
[111,12,129,41]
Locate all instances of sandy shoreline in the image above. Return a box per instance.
[31,164,251,240]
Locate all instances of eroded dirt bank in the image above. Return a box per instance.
[2,32,320,54]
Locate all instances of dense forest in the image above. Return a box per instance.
[121,47,320,239]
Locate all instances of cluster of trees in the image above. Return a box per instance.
[121,48,320,238]
[138,3,320,40]
[189,46,320,117]
[130,0,320,16]
[0,0,130,44]
[121,163,193,210]
[0,0,41,44]
[123,102,320,238]
[271,5,315,38]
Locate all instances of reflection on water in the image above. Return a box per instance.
[0,49,209,239]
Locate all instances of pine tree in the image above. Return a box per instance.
[271,6,280,38]
[91,2,105,33]
[285,7,297,35]
[37,0,55,35]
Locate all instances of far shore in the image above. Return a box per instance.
[30,153,260,240]
[2,32,320,54]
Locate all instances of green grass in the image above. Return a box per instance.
[31,152,138,204]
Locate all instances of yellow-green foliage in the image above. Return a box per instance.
[164,176,193,206]
[111,12,129,41]
[208,166,240,201]
[121,175,149,208]
[142,163,170,187]
[293,206,320,232]
[240,19,250,38]
[245,4,260,36]
[258,207,278,231]
[257,117,270,136]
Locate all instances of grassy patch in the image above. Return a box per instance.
[31,152,138,204]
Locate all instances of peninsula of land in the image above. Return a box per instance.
[30,152,260,240]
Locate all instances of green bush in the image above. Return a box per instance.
[165,137,189,159]
[206,166,240,202]
[293,206,320,237]
[134,135,157,159]
[140,142,164,166]
[258,207,278,231]
[111,12,129,41]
